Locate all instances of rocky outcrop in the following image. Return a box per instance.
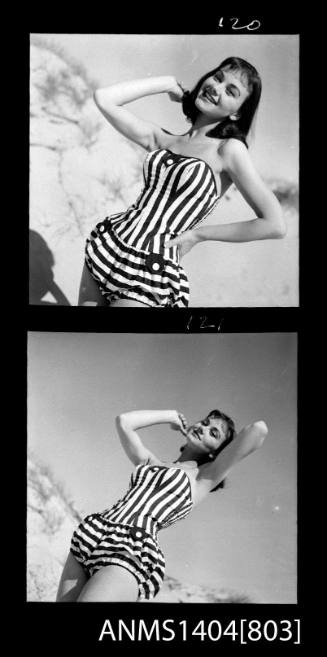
[154,576,253,604]
[27,455,82,601]
[30,36,143,304]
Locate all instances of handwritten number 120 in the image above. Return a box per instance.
[218,17,261,31]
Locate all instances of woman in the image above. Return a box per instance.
[78,56,285,308]
[56,408,267,602]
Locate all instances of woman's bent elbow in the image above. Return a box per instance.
[253,420,268,434]
[116,413,133,432]
[271,214,287,239]
[115,414,126,428]
[274,225,287,239]
[251,421,268,449]
[93,88,108,109]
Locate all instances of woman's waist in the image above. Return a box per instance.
[97,217,181,262]
[96,509,163,534]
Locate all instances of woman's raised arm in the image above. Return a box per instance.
[94,77,184,151]
[194,421,268,504]
[115,409,184,465]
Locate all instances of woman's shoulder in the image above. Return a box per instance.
[219,137,248,158]
[219,137,251,175]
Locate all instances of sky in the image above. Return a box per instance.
[34,33,299,181]
[28,331,297,603]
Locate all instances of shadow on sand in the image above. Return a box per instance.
[29,230,70,305]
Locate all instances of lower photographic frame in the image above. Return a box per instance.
[26,330,300,647]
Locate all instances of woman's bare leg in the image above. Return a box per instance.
[56,552,88,602]
[78,265,149,307]
[78,263,107,306]
[77,564,139,602]
[109,299,149,307]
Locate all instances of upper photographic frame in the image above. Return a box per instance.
[29,33,299,308]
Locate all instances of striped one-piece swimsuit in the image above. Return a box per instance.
[85,148,220,307]
[70,463,193,600]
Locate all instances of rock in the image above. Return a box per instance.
[30,37,143,304]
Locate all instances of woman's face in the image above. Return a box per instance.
[195,67,250,121]
[186,415,229,455]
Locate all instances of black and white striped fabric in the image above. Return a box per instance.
[85,148,220,307]
[70,463,193,600]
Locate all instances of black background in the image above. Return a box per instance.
[21,9,313,651]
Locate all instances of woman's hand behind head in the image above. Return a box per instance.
[168,79,186,103]
[170,411,188,435]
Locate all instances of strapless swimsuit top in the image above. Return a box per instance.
[100,462,194,537]
[107,147,220,254]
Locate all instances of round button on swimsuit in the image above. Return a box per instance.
[129,526,144,540]
[145,253,165,274]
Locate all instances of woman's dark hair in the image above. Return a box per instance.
[206,409,235,492]
[180,408,236,492]
[182,57,262,147]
